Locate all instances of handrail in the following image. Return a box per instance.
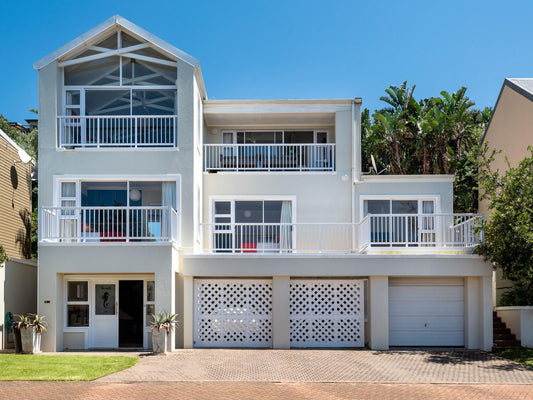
[58,115,178,149]
[40,206,179,243]
[203,143,336,172]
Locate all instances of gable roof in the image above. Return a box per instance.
[0,129,35,166]
[33,15,207,98]
[482,78,533,143]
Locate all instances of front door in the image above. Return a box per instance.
[92,280,118,348]
[119,280,144,348]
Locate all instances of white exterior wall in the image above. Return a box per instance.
[0,259,37,349]
[496,307,533,348]
[203,110,354,224]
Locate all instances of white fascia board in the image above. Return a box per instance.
[203,100,353,114]
[0,128,35,165]
[361,174,455,183]
[33,15,201,70]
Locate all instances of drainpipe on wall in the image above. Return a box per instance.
[352,98,362,251]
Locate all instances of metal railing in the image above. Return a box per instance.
[201,222,355,253]
[200,214,483,254]
[58,115,178,148]
[203,143,336,172]
[365,213,484,248]
[40,206,179,243]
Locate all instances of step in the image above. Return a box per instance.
[493,328,512,335]
[493,339,521,348]
[494,333,517,341]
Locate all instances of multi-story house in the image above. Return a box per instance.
[35,15,492,352]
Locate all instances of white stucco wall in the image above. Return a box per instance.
[496,307,533,348]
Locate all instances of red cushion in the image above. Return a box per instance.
[100,231,126,242]
[242,242,257,253]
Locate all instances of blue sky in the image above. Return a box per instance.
[1,0,532,122]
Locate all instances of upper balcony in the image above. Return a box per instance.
[200,213,484,255]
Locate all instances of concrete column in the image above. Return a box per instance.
[481,276,493,351]
[155,268,176,351]
[38,271,59,352]
[368,276,389,350]
[464,277,481,349]
[182,276,194,349]
[272,276,290,349]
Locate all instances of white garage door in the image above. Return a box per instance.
[389,278,464,346]
[193,279,273,348]
[290,279,364,347]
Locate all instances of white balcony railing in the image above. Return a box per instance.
[58,115,178,148]
[40,206,179,244]
[362,213,484,249]
[200,214,483,254]
[203,143,336,172]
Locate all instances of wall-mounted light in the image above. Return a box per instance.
[210,128,218,135]
[129,189,142,202]
[244,210,252,218]
[341,174,350,182]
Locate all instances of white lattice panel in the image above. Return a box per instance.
[290,279,364,347]
[194,279,273,348]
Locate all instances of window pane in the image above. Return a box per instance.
[235,201,262,223]
[66,91,80,106]
[222,132,233,144]
[131,90,176,115]
[81,182,127,207]
[67,305,89,327]
[214,201,231,215]
[263,201,283,223]
[68,281,88,302]
[147,281,155,302]
[146,304,155,327]
[422,201,435,214]
[85,90,130,116]
[61,182,76,198]
[65,56,120,86]
[392,200,418,214]
[95,284,116,315]
[364,200,390,215]
[122,58,177,86]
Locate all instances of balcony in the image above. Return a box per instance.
[203,143,336,172]
[58,115,177,149]
[200,214,483,254]
[40,206,179,244]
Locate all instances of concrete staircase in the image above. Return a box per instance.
[493,311,521,349]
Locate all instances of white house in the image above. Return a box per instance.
[35,15,492,352]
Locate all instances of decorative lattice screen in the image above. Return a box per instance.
[290,279,364,347]
[193,279,273,348]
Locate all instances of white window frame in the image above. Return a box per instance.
[65,280,90,330]
[220,130,330,144]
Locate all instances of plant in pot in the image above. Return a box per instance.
[17,313,47,354]
[150,312,169,354]
[163,312,178,352]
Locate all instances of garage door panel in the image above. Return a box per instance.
[194,279,273,348]
[390,316,464,331]
[390,330,464,346]
[290,279,364,348]
[389,279,465,347]
[389,301,464,316]
[389,286,464,302]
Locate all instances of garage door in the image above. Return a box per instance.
[290,279,364,347]
[193,279,273,348]
[389,278,464,346]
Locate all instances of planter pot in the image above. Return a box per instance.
[151,329,167,354]
[20,327,41,354]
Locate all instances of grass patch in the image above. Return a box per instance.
[493,348,533,368]
[0,354,138,381]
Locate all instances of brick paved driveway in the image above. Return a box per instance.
[98,349,533,384]
[1,350,532,399]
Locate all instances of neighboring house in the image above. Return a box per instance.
[35,15,492,352]
[0,128,37,349]
[481,78,533,305]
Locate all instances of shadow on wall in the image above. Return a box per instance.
[15,209,31,259]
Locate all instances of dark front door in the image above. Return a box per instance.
[119,280,144,347]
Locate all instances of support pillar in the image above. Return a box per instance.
[368,276,389,350]
[272,276,290,349]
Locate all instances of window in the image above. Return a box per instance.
[67,281,89,327]
[212,199,293,252]
[145,281,155,327]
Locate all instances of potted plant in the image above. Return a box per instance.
[150,312,169,354]
[17,314,47,354]
[163,312,178,352]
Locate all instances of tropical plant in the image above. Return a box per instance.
[149,312,169,332]
[14,314,32,330]
[163,312,178,334]
[29,314,48,334]
[362,82,492,212]
[0,245,8,264]
[475,147,533,305]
